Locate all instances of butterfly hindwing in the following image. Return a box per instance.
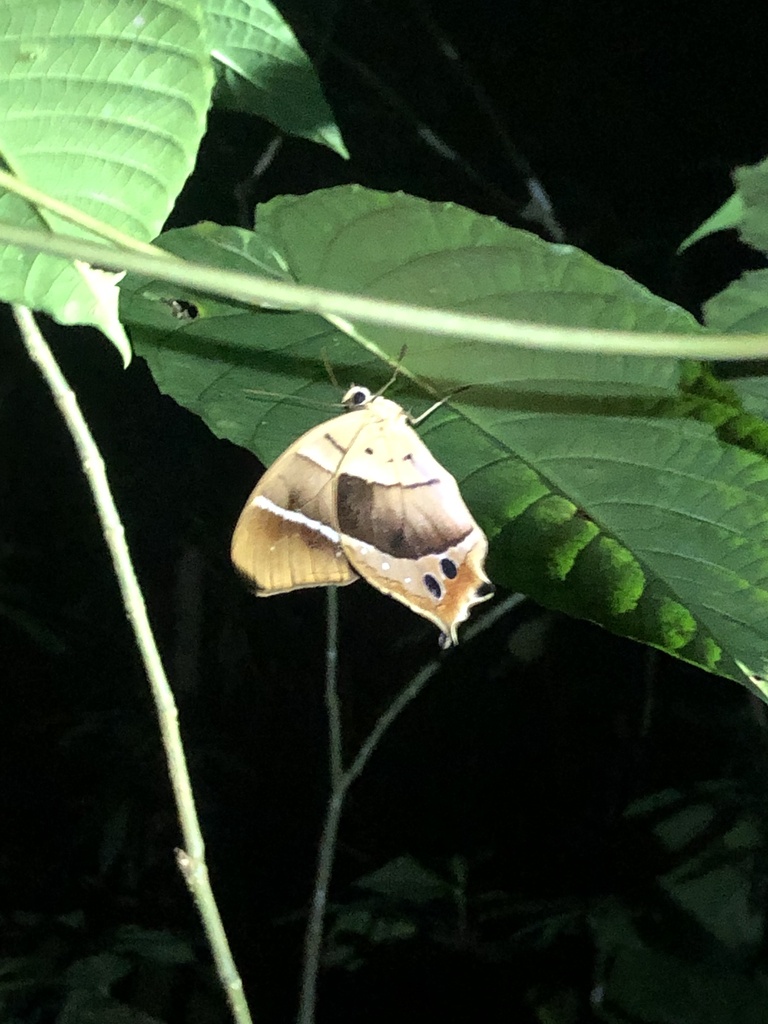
[231,412,365,593]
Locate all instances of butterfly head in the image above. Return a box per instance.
[342,385,373,410]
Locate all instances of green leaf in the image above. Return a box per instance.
[206,0,348,157]
[354,856,451,905]
[122,186,768,685]
[591,898,768,1023]
[58,990,167,1024]
[660,864,763,949]
[705,269,768,334]
[733,157,768,254]
[112,924,195,965]
[64,953,132,991]
[604,943,768,1024]
[687,155,768,259]
[652,803,717,852]
[727,370,768,418]
[679,193,744,252]
[0,0,213,361]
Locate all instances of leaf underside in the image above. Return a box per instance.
[0,0,213,358]
[122,186,768,688]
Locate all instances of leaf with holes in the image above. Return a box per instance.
[0,0,213,361]
[121,187,768,689]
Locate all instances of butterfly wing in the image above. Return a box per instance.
[334,400,493,645]
[231,410,369,594]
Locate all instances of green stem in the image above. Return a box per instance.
[2,221,768,359]
[13,305,254,1024]
[0,169,168,256]
[297,588,343,1024]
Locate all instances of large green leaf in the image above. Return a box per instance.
[0,0,213,360]
[122,187,768,685]
[206,0,347,157]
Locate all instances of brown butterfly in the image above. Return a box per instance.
[231,385,493,647]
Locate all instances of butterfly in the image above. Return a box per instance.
[231,385,493,647]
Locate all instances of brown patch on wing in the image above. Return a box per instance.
[336,473,473,558]
[231,499,357,594]
[259,452,339,521]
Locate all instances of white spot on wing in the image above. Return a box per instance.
[381,561,390,571]
[253,495,340,543]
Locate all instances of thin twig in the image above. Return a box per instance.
[347,593,525,786]
[405,0,565,241]
[297,588,343,1024]
[325,587,344,786]
[13,306,254,1024]
[234,135,284,228]
[298,591,526,1023]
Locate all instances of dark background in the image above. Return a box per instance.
[3,0,768,1021]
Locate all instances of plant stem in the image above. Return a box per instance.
[298,591,526,1024]
[297,588,343,1024]
[13,305,254,1024]
[0,168,169,256]
[3,220,768,359]
[325,587,344,787]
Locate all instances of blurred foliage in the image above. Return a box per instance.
[0,912,211,1023]
[324,781,768,1023]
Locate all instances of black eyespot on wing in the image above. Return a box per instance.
[423,573,442,599]
[403,453,414,462]
[440,557,458,579]
[476,581,495,598]
[365,447,374,455]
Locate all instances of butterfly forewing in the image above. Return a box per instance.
[231,413,364,593]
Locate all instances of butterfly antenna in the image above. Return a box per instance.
[411,384,473,426]
[376,345,409,397]
[321,348,341,389]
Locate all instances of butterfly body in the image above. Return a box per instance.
[231,387,493,647]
